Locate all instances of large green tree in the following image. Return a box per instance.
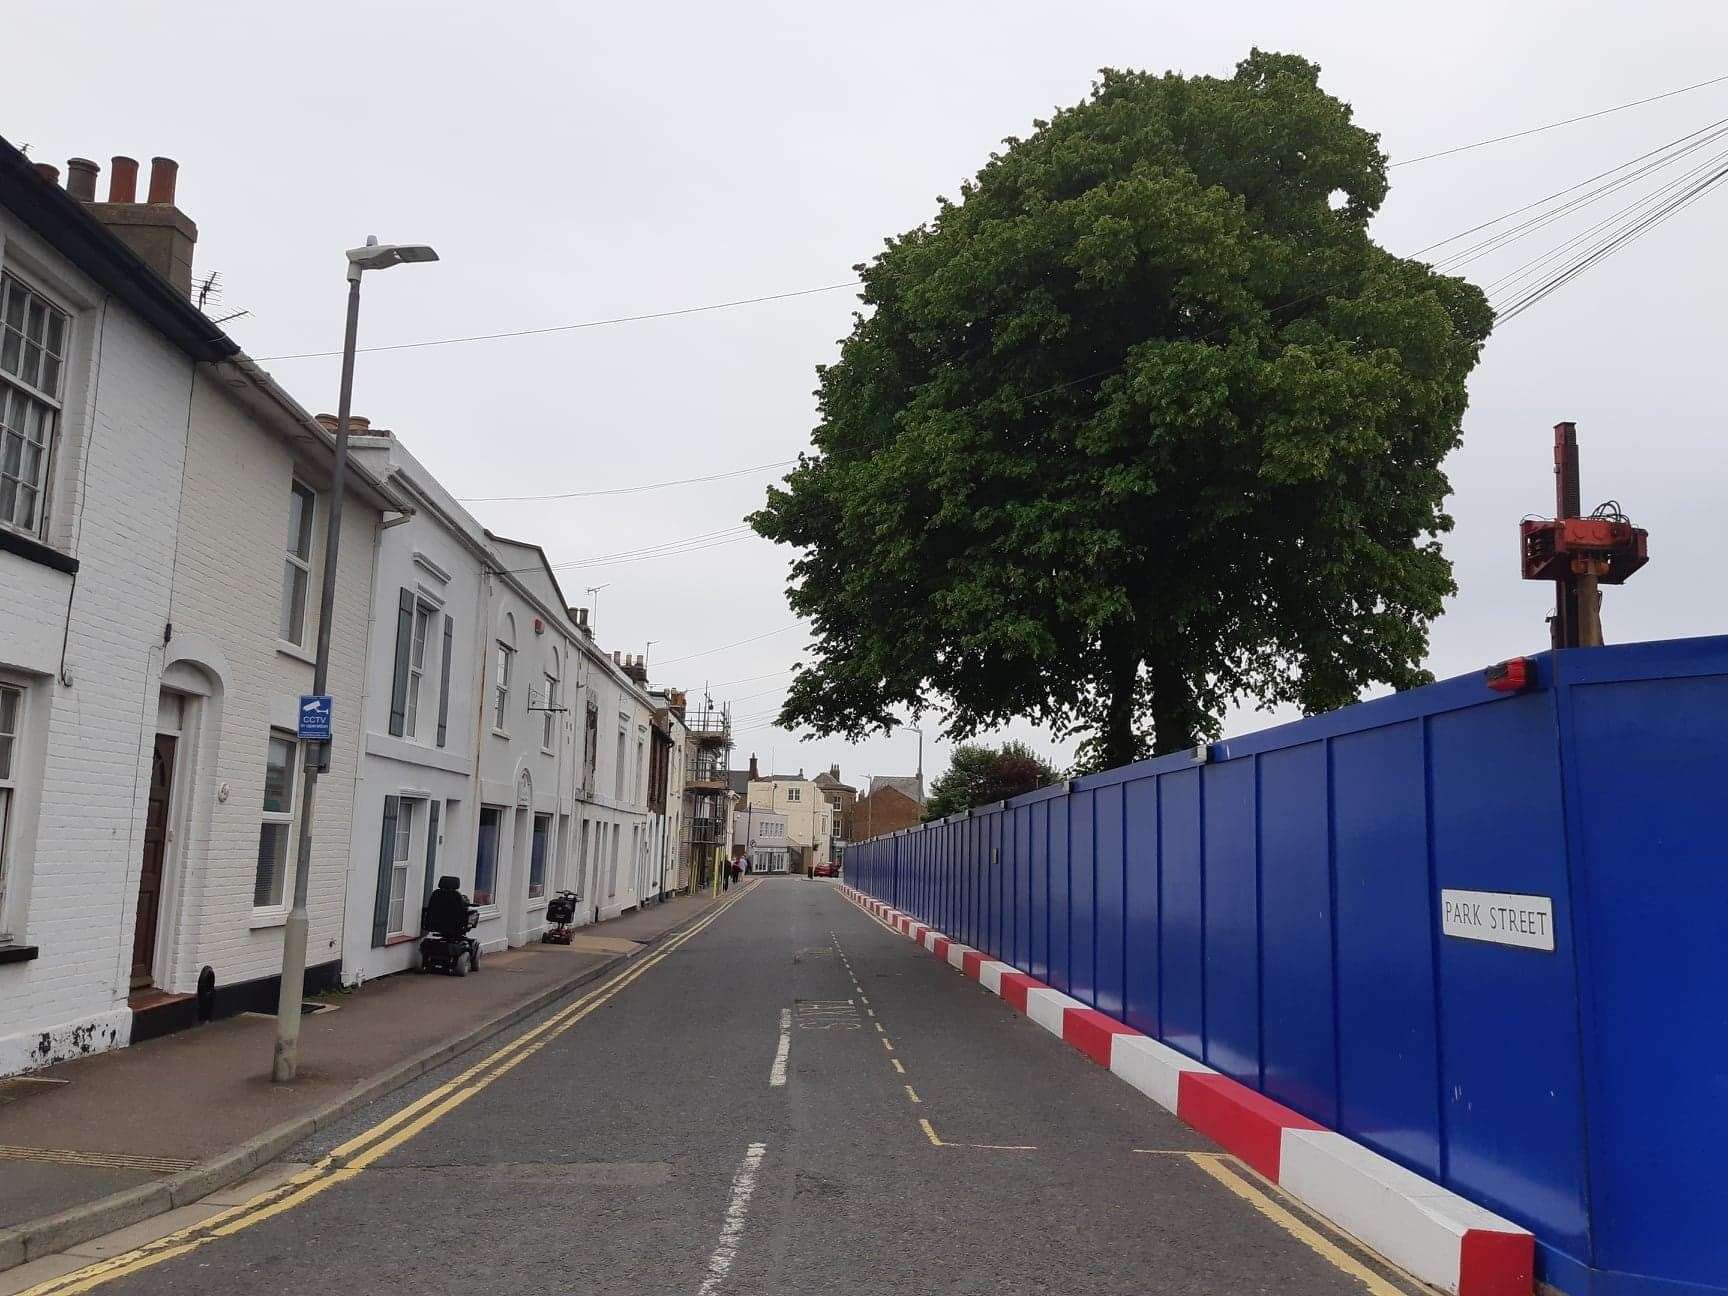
[752,51,1493,769]
[925,741,1063,820]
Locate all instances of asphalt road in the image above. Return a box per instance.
[76,879,1422,1295]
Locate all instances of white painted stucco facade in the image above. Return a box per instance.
[339,433,488,984]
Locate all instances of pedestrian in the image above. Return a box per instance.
[722,858,731,891]
[730,858,743,888]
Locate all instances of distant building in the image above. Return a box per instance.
[854,777,925,842]
[732,802,790,873]
[735,755,831,871]
[812,765,856,862]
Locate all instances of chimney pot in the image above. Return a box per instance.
[109,156,139,203]
[314,413,339,431]
[146,156,179,205]
[34,162,60,185]
[66,158,100,202]
[347,415,370,433]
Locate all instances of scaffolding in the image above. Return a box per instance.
[677,694,732,890]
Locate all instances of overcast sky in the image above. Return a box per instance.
[10,1,1726,789]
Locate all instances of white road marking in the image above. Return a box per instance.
[696,1141,768,1296]
[769,1009,792,1087]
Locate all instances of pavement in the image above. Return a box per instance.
[4,878,1435,1296]
[0,890,718,1236]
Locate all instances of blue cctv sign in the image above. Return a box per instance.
[297,694,333,741]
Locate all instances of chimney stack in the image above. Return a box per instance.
[748,754,759,781]
[108,156,138,203]
[622,654,649,686]
[65,158,99,202]
[830,764,840,780]
[146,156,178,204]
[88,152,198,297]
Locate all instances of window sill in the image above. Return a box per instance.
[385,933,417,947]
[473,903,501,918]
[276,640,317,667]
[0,526,78,575]
[0,943,41,966]
[491,728,510,740]
[249,909,289,929]
[527,896,546,910]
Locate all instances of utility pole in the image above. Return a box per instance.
[272,237,437,1084]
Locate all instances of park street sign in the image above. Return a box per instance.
[297,694,333,741]
[1440,888,1555,952]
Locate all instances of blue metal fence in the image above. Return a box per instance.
[844,635,1728,1296]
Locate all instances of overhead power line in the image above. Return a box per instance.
[1413,115,1728,260]
[654,623,801,667]
[253,282,862,361]
[1392,71,1728,166]
[459,460,795,504]
[1490,156,1728,323]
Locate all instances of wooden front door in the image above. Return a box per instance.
[132,734,176,987]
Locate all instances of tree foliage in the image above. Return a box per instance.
[751,51,1493,769]
[924,741,1063,820]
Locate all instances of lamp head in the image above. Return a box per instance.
[345,237,440,279]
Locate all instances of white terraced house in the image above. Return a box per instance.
[0,144,408,1072]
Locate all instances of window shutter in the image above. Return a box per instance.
[422,800,441,914]
[372,796,400,949]
[436,615,454,747]
[388,589,415,736]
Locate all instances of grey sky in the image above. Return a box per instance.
[10,1,1726,788]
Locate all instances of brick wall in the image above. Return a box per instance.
[0,210,194,1072]
[159,377,381,998]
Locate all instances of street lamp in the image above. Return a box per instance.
[272,235,438,1084]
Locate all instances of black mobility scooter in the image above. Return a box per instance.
[421,876,480,976]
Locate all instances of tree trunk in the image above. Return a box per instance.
[1098,632,1141,770]
[1149,656,1199,755]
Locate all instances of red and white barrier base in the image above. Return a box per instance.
[839,885,1533,1296]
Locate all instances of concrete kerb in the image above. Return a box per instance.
[0,897,721,1273]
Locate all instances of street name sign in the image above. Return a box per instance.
[1440,888,1555,951]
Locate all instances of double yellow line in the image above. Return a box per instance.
[23,885,754,1296]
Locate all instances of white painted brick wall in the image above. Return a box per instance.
[0,215,195,1072]
[160,378,381,996]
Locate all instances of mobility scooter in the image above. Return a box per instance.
[420,875,480,975]
[542,889,579,944]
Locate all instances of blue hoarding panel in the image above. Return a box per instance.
[842,636,1728,1296]
[1068,790,1096,1008]
[1122,777,1159,1037]
[1259,740,1338,1127]
[1333,721,1441,1177]
[1202,758,1259,1083]
[1028,802,1049,981]
[1048,799,1071,993]
[1429,694,1589,1260]
[1161,768,1204,1058]
[1568,671,1728,1289]
[1093,784,1125,1018]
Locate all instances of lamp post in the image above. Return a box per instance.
[906,723,924,802]
[272,236,438,1084]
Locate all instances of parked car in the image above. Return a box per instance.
[812,861,837,878]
